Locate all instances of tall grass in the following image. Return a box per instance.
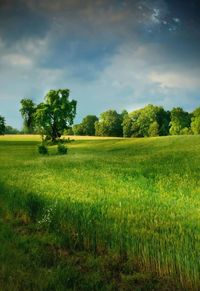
[0,135,200,288]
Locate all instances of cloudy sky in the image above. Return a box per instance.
[0,0,200,128]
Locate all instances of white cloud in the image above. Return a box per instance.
[149,71,200,90]
[1,53,33,67]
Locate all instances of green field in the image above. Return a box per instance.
[0,135,200,290]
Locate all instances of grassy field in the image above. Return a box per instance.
[0,135,200,290]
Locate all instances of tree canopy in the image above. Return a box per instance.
[34,89,77,141]
[123,105,170,137]
[20,89,77,141]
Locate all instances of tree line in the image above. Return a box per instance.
[0,88,200,139]
[71,105,200,137]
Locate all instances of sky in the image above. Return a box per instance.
[0,0,200,129]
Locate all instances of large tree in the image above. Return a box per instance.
[35,89,77,141]
[0,115,5,135]
[20,99,36,133]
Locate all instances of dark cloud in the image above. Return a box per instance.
[0,0,50,45]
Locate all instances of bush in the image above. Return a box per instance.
[57,143,68,155]
[38,144,48,155]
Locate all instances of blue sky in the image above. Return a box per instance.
[0,0,200,129]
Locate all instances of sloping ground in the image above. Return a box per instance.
[0,135,200,290]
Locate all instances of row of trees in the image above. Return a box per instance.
[71,105,200,137]
[1,89,200,139]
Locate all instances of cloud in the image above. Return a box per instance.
[82,41,200,112]
[1,53,33,67]
[149,71,200,90]
[0,35,50,70]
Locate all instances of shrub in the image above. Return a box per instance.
[57,143,68,155]
[38,143,48,155]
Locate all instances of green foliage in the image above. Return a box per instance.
[191,107,200,134]
[64,127,74,135]
[34,89,77,141]
[72,123,84,135]
[18,97,199,139]
[20,98,36,133]
[128,110,142,137]
[5,125,20,134]
[180,127,193,135]
[122,115,132,137]
[169,107,191,135]
[81,115,98,136]
[95,110,123,137]
[134,105,158,137]
[155,108,170,136]
[73,115,98,136]
[0,115,5,135]
[148,121,159,136]
[38,143,48,155]
[57,143,68,155]
[123,105,170,137]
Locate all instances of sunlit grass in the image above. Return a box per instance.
[0,134,122,142]
[0,135,200,289]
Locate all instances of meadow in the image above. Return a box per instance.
[0,135,200,290]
